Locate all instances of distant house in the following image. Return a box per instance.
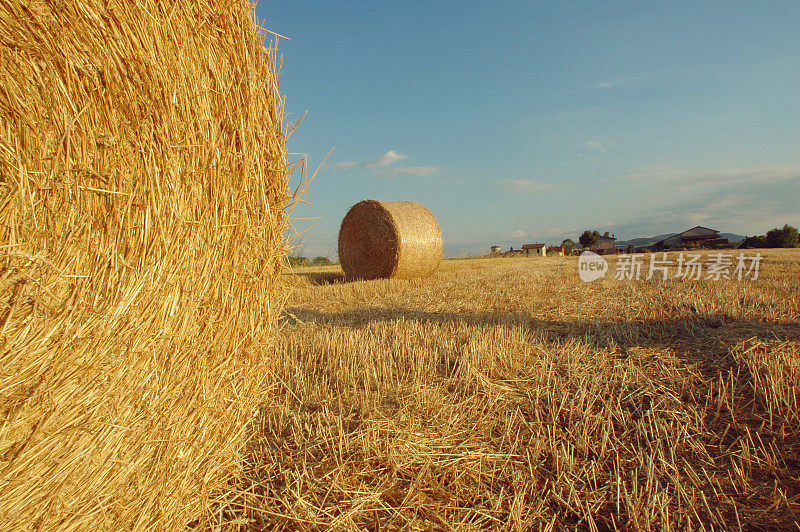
[522,243,547,257]
[490,245,502,255]
[589,236,617,255]
[653,226,728,250]
[550,246,565,256]
[503,247,524,257]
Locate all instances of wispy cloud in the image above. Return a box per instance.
[619,165,800,186]
[497,179,557,194]
[375,166,438,177]
[334,149,438,177]
[608,165,800,237]
[582,141,616,153]
[335,149,408,169]
[595,74,651,90]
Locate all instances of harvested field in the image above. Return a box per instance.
[227,249,799,530]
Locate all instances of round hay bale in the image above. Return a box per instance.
[0,1,288,528]
[338,200,443,280]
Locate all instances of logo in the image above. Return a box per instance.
[578,251,608,282]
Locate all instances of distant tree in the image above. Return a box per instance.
[288,256,309,267]
[740,235,767,249]
[603,231,610,238]
[765,224,799,248]
[297,257,310,267]
[311,256,332,266]
[561,238,576,255]
[579,230,601,249]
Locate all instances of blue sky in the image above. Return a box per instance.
[256,1,800,257]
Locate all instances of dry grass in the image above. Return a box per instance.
[0,1,289,528]
[227,249,799,530]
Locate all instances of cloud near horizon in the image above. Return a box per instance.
[501,165,800,247]
[605,164,800,238]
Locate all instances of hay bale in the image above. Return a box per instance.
[0,1,288,528]
[338,200,442,280]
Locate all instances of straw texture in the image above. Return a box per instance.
[338,200,442,280]
[0,1,288,528]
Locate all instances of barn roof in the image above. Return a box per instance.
[654,226,720,246]
[522,243,546,249]
[678,226,720,236]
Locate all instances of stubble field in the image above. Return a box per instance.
[224,249,799,530]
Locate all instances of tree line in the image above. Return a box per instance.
[288,256,335,267]
[739,224,799,249]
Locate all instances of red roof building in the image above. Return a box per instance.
[522,243,547,257]
[589,236,617,255]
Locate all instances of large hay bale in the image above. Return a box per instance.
[338,200,442,280]
[0,1,288,528]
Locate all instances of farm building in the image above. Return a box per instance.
[490,245,502,254]
[522,243,547,257]
[550,246,565,256]
[588,236,617,255]
[653,226,728,250]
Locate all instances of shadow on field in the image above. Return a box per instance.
[290,271,347,285]
[286,306,799,338]
[284,306,800,371]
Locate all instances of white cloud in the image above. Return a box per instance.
[497,179,557,194]
[334,150,438,178]
[597,81,614,88]
[335,149,408,169]
[375,166,438,177]
[370,149,408,167]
